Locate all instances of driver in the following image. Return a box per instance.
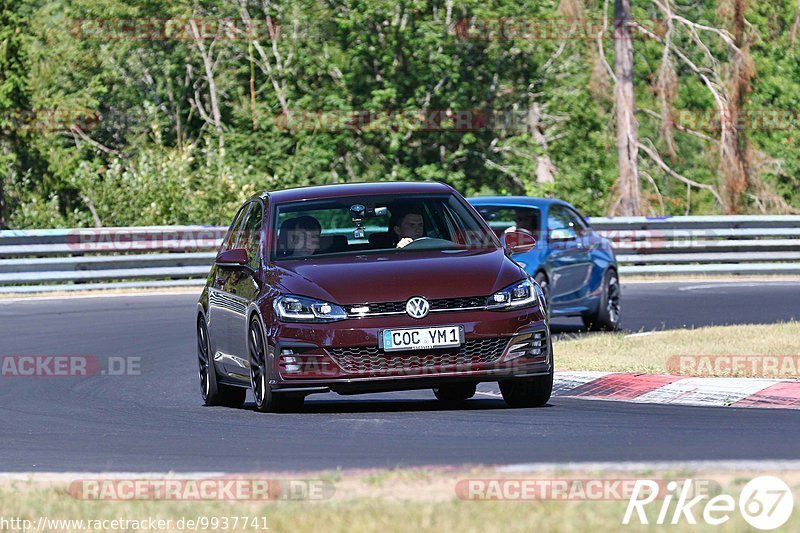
[391,209,424,248]
[278,216,322,257]
[506,209,538,236]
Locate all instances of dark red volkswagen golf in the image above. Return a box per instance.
[196,182,552,411]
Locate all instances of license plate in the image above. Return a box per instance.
[380,326,464,352]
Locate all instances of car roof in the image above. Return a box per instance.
[256,181,455,204]
[468,196,571,209]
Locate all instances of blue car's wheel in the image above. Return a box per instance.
[583,269,621,331]
[534,272,550,320]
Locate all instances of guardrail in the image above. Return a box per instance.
[1,216,799,293]
[0,226,224,293]
[589,215,800,275]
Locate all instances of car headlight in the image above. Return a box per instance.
[274,295,347,322]
[487,279,539,310]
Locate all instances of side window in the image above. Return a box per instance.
[220,204,249,252]
[547,206,572,232]
[229,203,254,250]
[566,207,589,234]
[243,202,263,269]
[548,205,588,238]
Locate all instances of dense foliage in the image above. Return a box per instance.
[1,0,798,228]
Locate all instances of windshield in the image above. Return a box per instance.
[271,193,497,260]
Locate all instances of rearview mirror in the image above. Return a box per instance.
[502,230,537,254]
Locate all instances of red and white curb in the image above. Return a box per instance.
[479,372,800,409]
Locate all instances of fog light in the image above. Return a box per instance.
[504,332,547,362]
[282,356,301,373]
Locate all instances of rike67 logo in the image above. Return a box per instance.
[624,476,794,530]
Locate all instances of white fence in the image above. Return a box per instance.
[1,216,799,293]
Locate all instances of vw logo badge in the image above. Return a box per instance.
[406,297,430,319]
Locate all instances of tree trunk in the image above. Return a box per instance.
[527,105,556,184]
[0,173,6,229]
[613,0,641,215]
[719,0,753,214]
[0,142,9,229]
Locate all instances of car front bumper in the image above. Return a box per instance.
[265,306,551,394]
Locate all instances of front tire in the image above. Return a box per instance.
[197,317,245,407]
[499,347,554,408]
[433,383,476,404]
[582,269,621,331]
[248,317,303,413]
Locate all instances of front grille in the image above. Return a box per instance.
[431,296,487,309]
[347,295,487,317]
[327,337,510,374]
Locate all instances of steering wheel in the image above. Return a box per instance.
[400,236,460,251]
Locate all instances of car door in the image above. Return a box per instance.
[208,204,248,360]
[226,200,264,373]
[210,202,253,375]
[546,204,592,303]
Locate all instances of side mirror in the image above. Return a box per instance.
[215,248,249,267]
[502,229,537,254]
[549,228,577,242]
[215,248,260,283]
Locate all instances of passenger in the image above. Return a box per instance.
[391,209,425,248]
[278,216,322,257]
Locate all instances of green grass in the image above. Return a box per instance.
[555,321,800,376]
[2,467,798,532]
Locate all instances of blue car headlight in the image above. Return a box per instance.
[274,295,348,323]
[487,279,539,310]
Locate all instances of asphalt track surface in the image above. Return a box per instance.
[1,281,799,472]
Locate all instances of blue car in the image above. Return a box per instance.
[468,197,621,330]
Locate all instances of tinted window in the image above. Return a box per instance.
[566,207,589,232]
[229,203,255,250]
[548,205,587,236]
[220,204,249,252]
[242,202,263,269]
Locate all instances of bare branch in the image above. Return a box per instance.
[638,107,718,143]
[597,0,617,83]
[240,2,289,115]
[69,126,121,157]
[79,193,103,227]
[638,140,724,206]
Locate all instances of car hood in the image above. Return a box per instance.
[271,248,525,305]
